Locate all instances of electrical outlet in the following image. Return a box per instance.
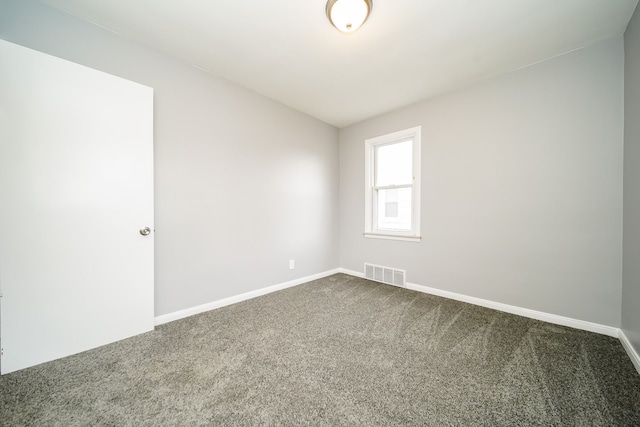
[289,259,295,270]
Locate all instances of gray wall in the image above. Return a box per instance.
[339,37,624,327]
[623,8,640,353]
[0,0,339,317]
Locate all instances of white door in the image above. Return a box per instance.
[0,40,154,374]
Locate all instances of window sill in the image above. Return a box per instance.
[363,232,421,243]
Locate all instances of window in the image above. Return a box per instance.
[365,126,421,242]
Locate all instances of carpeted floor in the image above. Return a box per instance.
[1,273,639,426]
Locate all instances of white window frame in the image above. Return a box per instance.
[364,126,421,242]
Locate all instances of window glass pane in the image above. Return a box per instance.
[384,187,399,217]
[385,202,398,217]
[376,187,411,231]
[376,139,412,187]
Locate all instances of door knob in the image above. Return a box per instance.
[139,227,151,236]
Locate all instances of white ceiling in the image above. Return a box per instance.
[42,0,638,128]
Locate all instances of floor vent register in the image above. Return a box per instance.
[364,263,406,288]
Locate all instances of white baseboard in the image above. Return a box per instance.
[619,330,640,375]
[339,268,364,278]
[338,268,618,338]
[405,282,619,337]
[154,268,341,326]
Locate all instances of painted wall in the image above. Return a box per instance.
[623,8,640,354]
[339,37,624,327]
[0,0,339,317]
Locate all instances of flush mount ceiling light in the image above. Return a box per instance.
[326,0,373,33]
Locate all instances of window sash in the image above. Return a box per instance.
[373,187,413,232]
[373,139,413,188]
[372,183,412,191]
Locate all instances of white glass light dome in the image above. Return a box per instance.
[326,0,373,33]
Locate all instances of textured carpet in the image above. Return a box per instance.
[1,273,639,426]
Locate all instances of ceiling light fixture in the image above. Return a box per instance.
[326,0,373,33]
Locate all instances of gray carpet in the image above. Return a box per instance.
[1,273,639,426]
